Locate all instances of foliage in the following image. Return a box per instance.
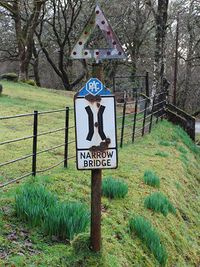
[102,176,128,199]
[16,184,89,241]
[43,201,90,241]
[23,79,37,86]
[15,184,57,226]
[129,216,168,266]
[1,73,18,82]
[155,151,169,157]
[143,170,160,188]
[144,192,176,216]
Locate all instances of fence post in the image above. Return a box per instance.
[120,101,127,148]
[132,96,138,143]
[149,96,155,133]
[142,100,148,136]
[113,76,116,93]
[32,111,38,176]
[145,72,150,97]
[64,107,69,168]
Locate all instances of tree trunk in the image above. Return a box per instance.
[151,0,169,97]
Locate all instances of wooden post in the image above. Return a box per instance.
[90,62,103,252]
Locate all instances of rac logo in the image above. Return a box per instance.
[86,78,103,96]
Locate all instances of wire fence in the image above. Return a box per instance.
[0,91,167,188]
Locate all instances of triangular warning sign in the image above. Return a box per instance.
[70,5,126,60]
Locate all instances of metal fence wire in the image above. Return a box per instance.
[0,91,167,188]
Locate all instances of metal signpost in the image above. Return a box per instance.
[71,4,126,252]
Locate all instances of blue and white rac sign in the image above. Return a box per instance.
[74,78,118,170]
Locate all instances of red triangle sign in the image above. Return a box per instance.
[70,5,126,60]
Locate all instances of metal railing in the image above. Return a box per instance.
[0,91,167,188]
[0,107,75,188]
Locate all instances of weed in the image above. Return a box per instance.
[155,151,169,157]
[102,177,128,199]
[15,184,57,226]
[129,216,167,266]
[143,170,160,188]
[144,192,176,216]
[43,201,90,241]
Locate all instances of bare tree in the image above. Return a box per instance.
[36,0,89,90]
[0,0,46,80]
[146,0,169,96]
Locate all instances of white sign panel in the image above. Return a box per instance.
[74,78,118,170]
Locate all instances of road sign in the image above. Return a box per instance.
[74,78,118,170]
[70,5,126,60]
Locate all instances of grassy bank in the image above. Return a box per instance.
[0,82,200,266]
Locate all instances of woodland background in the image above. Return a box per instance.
[0,0,199,114]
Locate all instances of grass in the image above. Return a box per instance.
[143,170,160,188]
[102,176,128,199]
[0,82,200,266]
[129,216,167,266]
[144,192,176,216]
[15,183,57,226]
[176,145,187,154]
[43,201,90,241]
[173,126,200,157]
[16,183,90,241]
[155,151,169,157]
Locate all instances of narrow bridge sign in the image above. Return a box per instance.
[74,78,118,170]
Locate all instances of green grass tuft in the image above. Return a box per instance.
[144,192,176,216]
[174,126,200,157]
[15,184,89,241]
[102,176,128,199]
[129,216,167,266]
[159,140,176,147]
[43,201,90,241]
[155,151,169,157]
[177,145,187,154]
[143,170,160,188]
[15,184,57,226]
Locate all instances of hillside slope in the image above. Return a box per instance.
[0,82,200,266]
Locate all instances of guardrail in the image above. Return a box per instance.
[0,91,167,188]
[0,108,75,187]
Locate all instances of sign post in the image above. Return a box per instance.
[71,4,126,253]
[91,63,103,252]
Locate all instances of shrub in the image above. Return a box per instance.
[1,72,18,82]
[102,176,128,199]
[129,216,167,266]
[15,184,57,226]
[43,202,90,241]
[144,192,176,216]
[23,79,36,86]
[143,170,160,188]
[155,151,169,157]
